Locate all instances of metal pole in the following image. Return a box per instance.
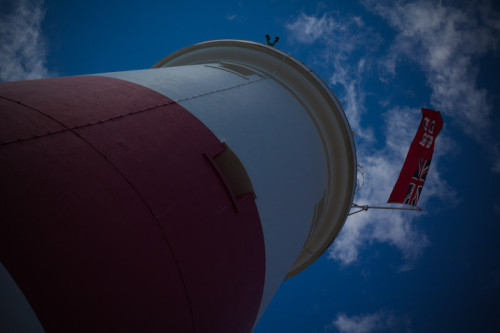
[349,203,423,216]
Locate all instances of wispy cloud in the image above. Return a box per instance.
[329,107,457,268]
[0,0,50,82]
[368,0,500,170]
[286,9,458,267]
[286,13,378,143]
[325,311,408,333]
[286,13,337,44]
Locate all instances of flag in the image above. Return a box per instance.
[388,108,443,206]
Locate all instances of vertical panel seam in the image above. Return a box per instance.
[0,97,197,333]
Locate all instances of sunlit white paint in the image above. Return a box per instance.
[99,63,327,321]
[97,39,355,326]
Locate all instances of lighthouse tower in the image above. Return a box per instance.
[0,40,356,332]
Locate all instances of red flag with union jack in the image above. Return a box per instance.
[388,108,443,206]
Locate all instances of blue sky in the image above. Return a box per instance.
[1,0,499,332]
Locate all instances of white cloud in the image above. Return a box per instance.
[286,13,380,143]
[286,13,337,44]
[0,0,50,82]
[329,107,457,267]
[368,0,500,169]
[287,11,457,267]
[325,311,405,333]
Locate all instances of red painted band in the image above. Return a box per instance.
[0,76,265,332]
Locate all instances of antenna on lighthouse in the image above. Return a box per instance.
[265,34,279,46]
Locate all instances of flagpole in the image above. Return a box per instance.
[349,203,423,216]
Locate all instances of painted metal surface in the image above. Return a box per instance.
[100,40,356,322]
[99,65,329,320]
[0,39,356,331]
[0,76,265,332]
[155,41,356,282]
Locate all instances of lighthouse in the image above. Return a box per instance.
[0,40,356,332]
